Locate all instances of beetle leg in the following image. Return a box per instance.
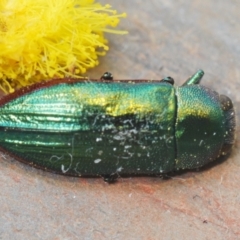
[181,69,204,86]
[101,72,113,80]
[102,173,118,183]
[161,76,174,85]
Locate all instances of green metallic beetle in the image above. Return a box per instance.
[0,70,235,182]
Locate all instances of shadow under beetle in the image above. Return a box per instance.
[0,70,235,182]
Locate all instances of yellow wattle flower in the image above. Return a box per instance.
[0,0,127,93]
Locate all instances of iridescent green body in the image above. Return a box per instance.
[0,70,235,179]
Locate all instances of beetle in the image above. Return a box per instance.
[0,70,235,182]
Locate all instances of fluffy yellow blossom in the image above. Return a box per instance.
[0,0,127,92]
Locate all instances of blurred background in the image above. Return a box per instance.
[1,0,240,239]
